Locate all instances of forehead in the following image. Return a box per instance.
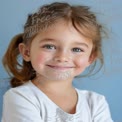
[32,19,93,46]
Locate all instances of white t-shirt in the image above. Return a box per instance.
[2,81,113,122]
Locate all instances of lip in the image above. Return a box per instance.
[46,65,74,70]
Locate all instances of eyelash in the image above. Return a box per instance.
[72,48,84,52]
[42,44,84,52]
[42,44,56,50]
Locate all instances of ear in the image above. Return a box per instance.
[19,43,30,62]
[87,53,97,67]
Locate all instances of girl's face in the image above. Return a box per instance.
[23,20,94,81]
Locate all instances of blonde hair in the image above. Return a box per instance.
[3,2,105,87]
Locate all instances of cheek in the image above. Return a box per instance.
[30,53,48,69]
[36,55,46,64]
[75,57,90,74]
[77,57,90,66]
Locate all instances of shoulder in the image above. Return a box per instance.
[76,89,105,104]
[2,82,42,121]
[4,81,32,96]
[76,89,114,121]
[3,81,38,105]
[76,89,107,113]
[76,89,105,101]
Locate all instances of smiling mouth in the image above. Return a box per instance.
[46,65,73,70]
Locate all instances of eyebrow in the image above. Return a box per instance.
[39,38,56,43]
[73,42,89,48]
[39,38,89,48]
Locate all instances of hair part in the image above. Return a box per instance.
[3,2,105,87]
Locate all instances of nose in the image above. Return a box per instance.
[54,50,70,62]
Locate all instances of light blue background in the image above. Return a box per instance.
[0,0,122,121]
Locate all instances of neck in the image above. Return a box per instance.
[32,76,74,94]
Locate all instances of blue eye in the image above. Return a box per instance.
[43,44,56,50]
[72,48,84,52]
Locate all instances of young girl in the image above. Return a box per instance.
[2,2,113,122]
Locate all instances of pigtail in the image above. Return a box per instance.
[2,34,35,87]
